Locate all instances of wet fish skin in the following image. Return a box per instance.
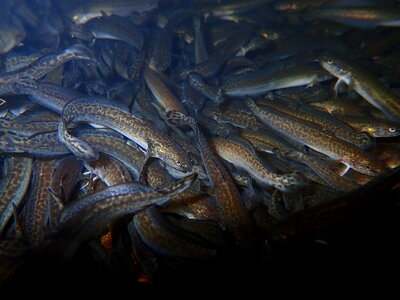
[336,115,400,138]
[48,156,83,227]
[166,110,254,249]
[57,173,197,258]
[177,25,253,80]
[22,159,58,248]
[182,80,206,113]
[202,106,264,130]
[193,16,209,64]
[187,73,223,104]
[133,206,217,260]
[200,0,273,17]
[84,154,133,186]
[0,157,33,237]
[222,66,332,97]
[305,6,400,29]
[58,119,100,162]
[83,15,145,50]
[61,0,159,25]
[256,100,375,149]
[143,66,188,115]
[319,54,400,122]
[60,97,192,172]
[0,45,94,95]
[245,98,387,176]
[208,137,306,192]
[282,150,360,192]
[0,129,146,179]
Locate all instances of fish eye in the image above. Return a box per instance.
[389,128,397,133]
[176,160,181,165]
[327,59,333,64]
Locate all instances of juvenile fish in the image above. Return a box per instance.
[59,97,191,172]
[319,54,400,122]
[0,157,33,237]
[58,173,197,258]
[245,98,386,176]
[256,100,375,149]
[208,137,306,192]
[133,206,217,260]
[337,115,400,138]
[222,66,332,97]
[166,110,254,249]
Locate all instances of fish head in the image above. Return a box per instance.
[318,54,352,82]
[350,156,388,177]
[149,140,193,173]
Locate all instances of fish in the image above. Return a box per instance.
[84,154,133,186]
[305,6,400,29]
[59,97,192,172]
[60,0,159,25]
[221,66,332,97]
[256,99,375,149]
[57,173,197,258]
[0,128,147,180]
[166,110,254,249]
[193,16,209,64]
[80,14,145,50]
[336,115,400,138]
[207,137,306,192]
[319,54,400,122]
[133,206,217,260]
[22,159,58,248]
[0,45,94,95]
[0,157,33,237]
[202,106,264,130]
[143,66,188,115]
[245,98,387,176]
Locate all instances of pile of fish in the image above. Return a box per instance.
[1,0,400,286]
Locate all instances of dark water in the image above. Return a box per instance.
[0,0,400,295]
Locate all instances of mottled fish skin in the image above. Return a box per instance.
[0,129,146,179]
[256,100,375,149]
[305,7,400,29]
[166,110,254,249]
[22,159,57,248]
[83,15,145,50]
[319,54,400,122]
[11,79,84,114]
[57,173,197,259]
[282,150,359,192]
[187,73,223,104]
[60,97,192,172]
[143,66,188,115]
[202,106,264,130]
[0,117,59,136]
[208,137,305,192]
[336,115,400,138]
[134,206,217,260]
[245,98,387,176]
[177,25,253,80]
[0,157,33,238]
[48,156,83,228]
[0,44,94,95]
[61,0,159,25]
[84,154,133,186]
[221,66,332,97]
